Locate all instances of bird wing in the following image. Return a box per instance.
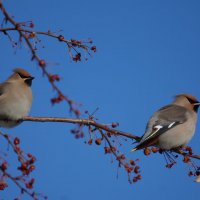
[0,82,8,98]
[157,104,188,122]
[0,84,4,96]
[131,104,187,151]
[0,83,10,120]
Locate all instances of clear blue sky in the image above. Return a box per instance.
[1,0,200,199]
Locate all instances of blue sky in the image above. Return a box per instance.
[1,0,200,199]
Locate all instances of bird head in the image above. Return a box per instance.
[9,68,34,87]
[174,94,200,112]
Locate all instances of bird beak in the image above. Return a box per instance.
[29,76,34,80]
[193,102,200,106]
[24,76,34,86]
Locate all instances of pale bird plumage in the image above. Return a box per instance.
[131,94,200,152]
[195,175,200,182]
[0,68,34,128]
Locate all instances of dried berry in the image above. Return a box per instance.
[49,74,60,82]
[14,146,21,154]
[185,146,193,155]
[29,22,34,28]
[104,147,111,154]
[111,122,119,128]
[51,94,65,104]
[58,35,64,41]
[188,171,193,176]
[75,109,81,116]
[151,147,159,153]
[133,177,138,183]
[129,160,135,166]
[111,146,117,152]
[1,162,8,171]
[39,59,46,67]
[14,137,20,145]
[29,165,35,172]
[95,138,101,145]
[107,132,112,137]
[183,156,190,163]
[166,163,174,168]
[73,53,81,62]
[134,166,140,174]
[0,181,8,190]
[91,46,97,52]
[144,148,151,156]
[27,153,33,158]
[26,178,35,189]
[136,174,142,180]
[125,164,133,173]
[88,139,93,145]
[29,156,36,164]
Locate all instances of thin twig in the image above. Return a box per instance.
[2,171,36,199]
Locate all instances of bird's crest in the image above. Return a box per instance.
[13,68,32,78]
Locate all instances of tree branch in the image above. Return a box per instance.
[23,116,140,140]
[23,116,200,160]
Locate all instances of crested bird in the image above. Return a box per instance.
[0,68,34,128]
[131,94,200,152]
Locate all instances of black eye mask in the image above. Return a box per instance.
[18,73,30,79]
[186,97,200,112]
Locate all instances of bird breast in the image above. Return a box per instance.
[0,82,32,120]
[158,112,197,149]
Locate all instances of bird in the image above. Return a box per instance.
[131,94,200,152]
[0,68,34,128]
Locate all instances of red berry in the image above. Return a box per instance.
[133,177,138,183]
[88,139,93,145]
[95,138,101,145]
[136,174,142,180]
[166,163,173,168]
[129,160,135,166]
[75,109,81,116]
[0,181,8,190]
[30,156,36,164]
[183,156,190,163]
[151,147,159,153]
[134,166,140,174]
[29,165,35,172]
[39,59,46,67]
[58,35,64,41]
[111,122,119,128]
[91,46,97,52]
[27,153,33,158]
[14,146,21,154]
[144,148,151,156]
[14,137,20,145]
[1,162,8,171]
[30,22,34,28]
[188,171,193,176]
[121,154,125,160]
[25,178,35,189]
[104,147,111,154]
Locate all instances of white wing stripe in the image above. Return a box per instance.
[168,122,176,128]
[144,125,163,141]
